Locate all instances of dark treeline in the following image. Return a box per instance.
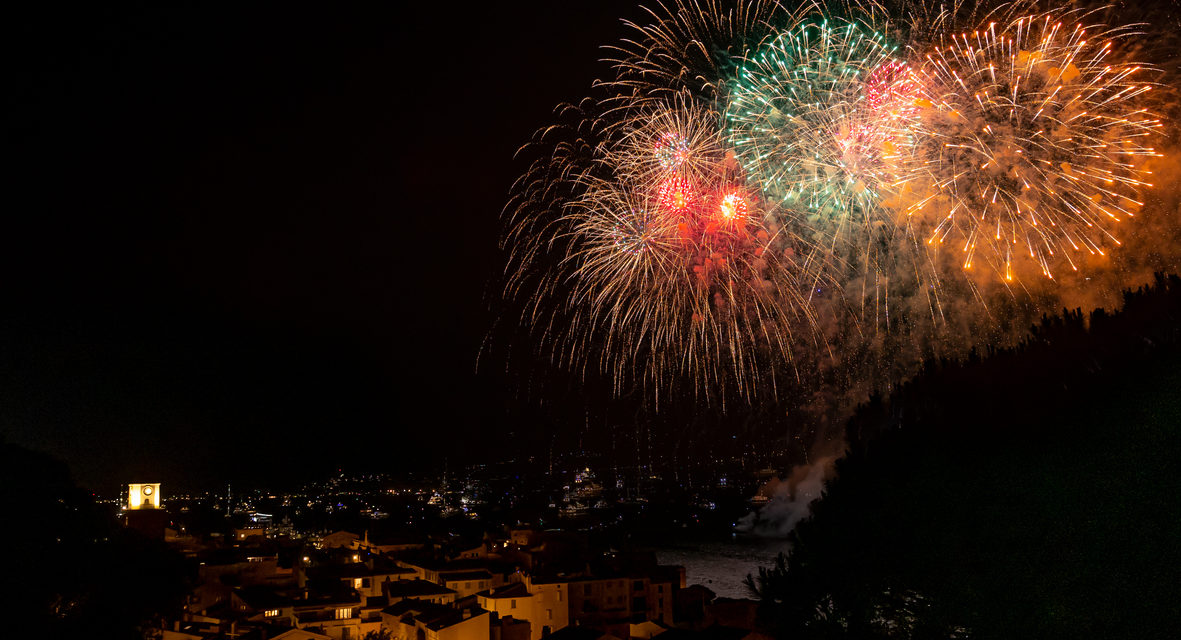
[748,273,1181,639]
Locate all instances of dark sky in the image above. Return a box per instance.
[2,2,648,492]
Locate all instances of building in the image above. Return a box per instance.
[383,579,458,606]
[320,531,361,549]
[361,531,428,555]
[381,600,489,640]
[476,583,531,624]
[522,575,570,639]
[477,577,569,640]
[439,569,496,598]
[125,482,168,537]
[565,569,678,637]
[303,562,419,598]
[233,587,296,626]
[491,612,532,640]
[568,577,633,633]
[199,548,292,588]
[232,585,365,639]
[396,557,511,593]
[544,627,623,640]
[128,482,162,509]
[270,631,334,640]
[234,527,267,541]
[291,591,364,640]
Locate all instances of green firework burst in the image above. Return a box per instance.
[724,20,904,223]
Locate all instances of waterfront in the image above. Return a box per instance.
[655,535,788,599]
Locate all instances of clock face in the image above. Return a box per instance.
[142,485,154,496]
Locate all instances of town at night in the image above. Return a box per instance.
[3,1,1180,638]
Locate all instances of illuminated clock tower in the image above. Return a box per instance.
[128,482,162,509]
[125,482,167,537]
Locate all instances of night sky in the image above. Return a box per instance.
[2,2,648,491]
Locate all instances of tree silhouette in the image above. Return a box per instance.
[750,274,1181,639]
[0,440,190,638]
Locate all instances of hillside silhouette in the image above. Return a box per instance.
[749,274,1181,639]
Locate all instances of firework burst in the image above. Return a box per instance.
[503,91,821,401]
[562,174,813,400]
[725,19,910,221]
[605,0,791,105]
[499,1,1175,407]
[892,10,1163,280]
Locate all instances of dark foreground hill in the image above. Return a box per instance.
[749,274,1181,639]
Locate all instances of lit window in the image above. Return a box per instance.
[265,609,279,618]
[354,578,363,589]
[337,608,351,620]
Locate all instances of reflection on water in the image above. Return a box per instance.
[654,535,789,599]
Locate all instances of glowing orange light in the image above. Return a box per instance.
[718,192,747,221]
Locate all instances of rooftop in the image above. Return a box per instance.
[479,583,530,600]
[235,586,294,610]
[307,563,416,580]
[385,579,457,598]
[382,599,487,631]
[441,570,494,582]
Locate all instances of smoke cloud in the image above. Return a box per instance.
[736,455,838,537]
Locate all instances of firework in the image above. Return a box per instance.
[654,131,692,170]
[560,171,811,399]
[725,20,910,221]
[657,174,697,213]
[605,92,738,187]
[865,59,922,120]
[503,4,922,402]
[719,191,749,222]
[499,0,1174,408]
[893,11,1163,280]
[606,0,792,105]
[573,95,823,399]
